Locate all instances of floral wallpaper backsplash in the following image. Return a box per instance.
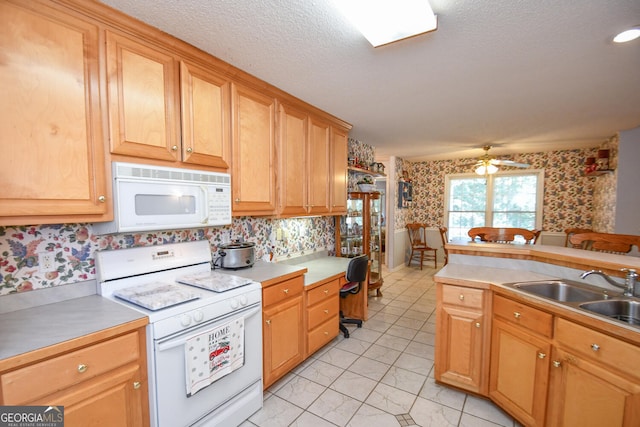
[0,216,336,296]
[407,146,607,233]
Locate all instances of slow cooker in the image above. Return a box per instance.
[218,241,255,269]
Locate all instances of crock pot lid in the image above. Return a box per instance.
[220,242,255,249]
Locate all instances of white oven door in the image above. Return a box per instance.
[115,179,210,232]
[152,303,262,427]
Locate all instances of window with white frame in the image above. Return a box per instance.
[444,170,544,241]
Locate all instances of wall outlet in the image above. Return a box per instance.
[39,252,55,273]
[276,228,283,241]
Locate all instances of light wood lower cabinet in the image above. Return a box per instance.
[0,328,149,427]
[262,275,305,389]
[305,279,339,357]
[545,318,640,427]
[435,283,491,395]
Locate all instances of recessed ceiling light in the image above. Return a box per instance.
[613,28,640,43]
[334,0,438,47]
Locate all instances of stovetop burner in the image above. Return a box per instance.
[177,271,253,293]
[113,282,199,311]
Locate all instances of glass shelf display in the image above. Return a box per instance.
[336,192,383,296]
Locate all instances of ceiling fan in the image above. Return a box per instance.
[469,145,530,175]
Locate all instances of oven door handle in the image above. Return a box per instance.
[155,304,261,352]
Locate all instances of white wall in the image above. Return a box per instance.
[615,126,640,235]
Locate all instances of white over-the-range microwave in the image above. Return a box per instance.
[93,162,232,234]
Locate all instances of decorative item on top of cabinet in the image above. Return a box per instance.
[231,83,277,216]
[0,0,109,226]
[336,192,383,296]
[434,282,491,395]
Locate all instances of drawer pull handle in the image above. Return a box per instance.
[459,294,464,301]
[133,381,141,390]
[475,322,481,328]
[591,343,600,352]
[324,331,329,335]
[553,360,561,368]
[283,289,289,294]
[77,364,88,373]
[265,320,271,325]
[538,352,547,359]
[324,309,329,314]
[324,290,329,295]
[514,312,521,319]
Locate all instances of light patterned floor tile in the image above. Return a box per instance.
[393,352,433,376]
[289,411,337,427]
[334,336,371,355]
[463,395,515,427]
[381,366,427,395]
[410,396,461,427]
[418,377,467,410]
[298,359,344,387]
[348,356,391,381]
[348,327,383,343]
[274,375,327,409]
[330,369,378,402]
[317,346,360,367]
[307,388,362,426]
[385,324,419,340]
[362,343,402,365]
[365,382,416,415]
[249,395,304,427]
[346,403,402,427]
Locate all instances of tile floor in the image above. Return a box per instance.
[242,264,521,427]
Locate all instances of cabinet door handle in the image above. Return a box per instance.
[538,352,547,359]
[133,381,141,389]
[591,343,600,352]
[98,195,105,203]
[77,364,88,373]
[283,289,289,294]
[186,147,193,153]
[513,312,521,319]
[265,319,271,325]
[459,294,464,301]
[475,322,481,328]
[171,145,178,151]
[553,360,561,368]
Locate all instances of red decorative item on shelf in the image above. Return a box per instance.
[596,149,610,170]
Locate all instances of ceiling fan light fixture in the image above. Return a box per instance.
[613,28,640,43]
[475,163,499,176]
[334,0,437,47]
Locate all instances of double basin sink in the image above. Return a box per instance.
[506,280,640,328]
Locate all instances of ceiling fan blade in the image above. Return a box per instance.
[491,159,530,167]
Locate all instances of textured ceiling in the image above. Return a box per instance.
[98,0,640,161]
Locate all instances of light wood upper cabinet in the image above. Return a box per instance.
[278,103,309,216]
[106,30,180,162]
[0,0,108,225]
[231,83,277,215]
[330,127,349,214]
[277,103,348,217]
[180,61,231,169]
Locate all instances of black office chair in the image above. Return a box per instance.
[339,255,368,338]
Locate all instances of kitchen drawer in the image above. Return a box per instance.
[307,316,339,355]
[1,331,140,405]
[493,294,553,338]
[442,285,485,309]
[307,279,339,307]
[555,317,640,379]
[263,276,304,307]
[307,297,339,330]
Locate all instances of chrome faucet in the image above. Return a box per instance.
[580,268,638,297]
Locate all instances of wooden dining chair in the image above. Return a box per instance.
[468,227,538,244]
[406,223,437,269]
[569,232,640,254]
[438,226,449,266]
[564,228,594,247]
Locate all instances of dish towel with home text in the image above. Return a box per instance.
[184,317,245,396]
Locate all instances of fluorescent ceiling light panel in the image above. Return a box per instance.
[335,0,438,47]
[613,28,640,43]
